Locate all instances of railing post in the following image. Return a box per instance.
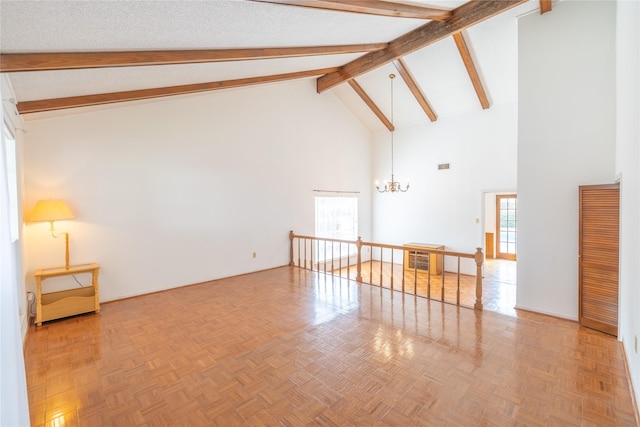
[289,231,294,267]
[356,236,363,283]
[474,247,484,310]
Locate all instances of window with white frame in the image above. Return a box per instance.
[3,123,18,242]
[314,196,358,262]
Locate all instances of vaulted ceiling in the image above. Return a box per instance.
[0,0,547,129]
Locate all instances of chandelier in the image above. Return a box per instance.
[376,73,409,193]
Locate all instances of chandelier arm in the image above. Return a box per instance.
[377,183,390,193]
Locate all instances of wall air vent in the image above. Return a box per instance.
[438,163,450,170]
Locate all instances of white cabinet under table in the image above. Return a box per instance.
[34,263,100,326]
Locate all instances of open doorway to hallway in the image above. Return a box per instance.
[483,258,516,316]
[484,191,517,316]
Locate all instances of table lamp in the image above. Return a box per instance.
[28,199,75,269]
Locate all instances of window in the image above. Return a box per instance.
[314,196,358,262]
[3,123,18,242]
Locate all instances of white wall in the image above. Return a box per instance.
[1,76,29,337]
[484,193,497,236]
[517,1,617,319]
[372,100,518,273]
[0,75,30,427]
[22,79,373,301]
[615,0,640,411]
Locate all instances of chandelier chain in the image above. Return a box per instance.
[390,73,394,178]
[375,73,409,193]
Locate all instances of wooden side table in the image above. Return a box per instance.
[403,243,444,275]
[34,263,100,326]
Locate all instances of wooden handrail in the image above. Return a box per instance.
[290,233,358,245]
[291,233,479,259]
[289,231,484,310]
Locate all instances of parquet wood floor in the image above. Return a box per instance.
[334,258,517,316]
[24,266,637,426]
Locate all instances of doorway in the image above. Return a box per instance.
[483,191,517,315]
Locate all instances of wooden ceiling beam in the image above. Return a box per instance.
[316,0,527,93]
[249,0,452,21]
[0,44,387,72]
[393,58,437,122]
[540,0,552,14]
[452,32,489,110]
[16,67,339,114]
[347,79,393,131]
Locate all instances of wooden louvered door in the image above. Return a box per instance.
[578,183,620,336]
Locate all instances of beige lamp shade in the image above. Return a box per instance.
[28,199,75,222]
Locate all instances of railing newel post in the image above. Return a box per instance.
[474,247,484,310]
[441,253,445,301]
[379,247,383,287]
[390,249,394,291]
[457,256,461,306]
[356,236,363,283]
[289,230,294,266]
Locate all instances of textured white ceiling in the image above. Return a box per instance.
[0,0,540,128]
[0,1,427,51]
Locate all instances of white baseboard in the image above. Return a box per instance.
[514,304,578,322]
[20,312,29,343]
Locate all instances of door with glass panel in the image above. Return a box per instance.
[496,195,517,260]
